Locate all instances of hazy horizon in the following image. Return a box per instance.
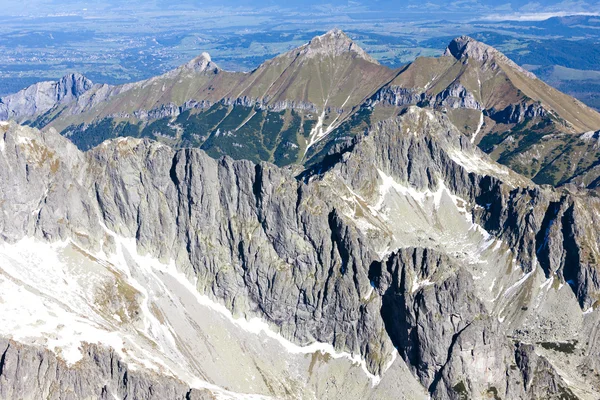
[3,0,600,20]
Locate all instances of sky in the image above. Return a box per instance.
[2,0,600,19]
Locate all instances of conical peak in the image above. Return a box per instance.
[300,29,379,64]
[444,36,497,63]
[316,28,350,44]
[444,35,536,79]
[183,52,219,73]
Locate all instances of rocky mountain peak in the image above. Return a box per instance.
[444,35,537,79]
[444,35,497,62]
[300,28,378,63]
[183,52,219,73]
[0,72,95,121]
[56,73,94,102]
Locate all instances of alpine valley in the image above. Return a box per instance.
[1,29,600,400]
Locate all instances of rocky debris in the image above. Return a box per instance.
[182,99,213,111]
[221,96,319,113]
[580,130,600,144]
[107,96,320,123]
[133,102,181,120]
[372,81,482,112]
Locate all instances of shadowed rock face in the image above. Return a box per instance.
[1,103,600,398]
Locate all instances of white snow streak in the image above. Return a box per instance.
[471,111,484,144]
[411,277,434,294]
[374,169,445,210]
[151,253,385,387]
[503,270,534,298]
[448,149,509,176]
[305,95,351,155]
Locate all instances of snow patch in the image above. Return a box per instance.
[235,111,257,131]
[0,239,126,366]
[305,95,351,155]
[374,169,446,210]
[448,149,509,177]
[411,276,434,294]
[15,135,32,145]
[471,111,484,144]
[382,349,398,374]
[423,75,438,90]
[503,270,534,298]
[540,277,553,291]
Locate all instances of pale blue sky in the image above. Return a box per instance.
[2,0,600,18]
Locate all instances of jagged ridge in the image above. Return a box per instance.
[1,104,600,398]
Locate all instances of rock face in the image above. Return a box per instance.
[0,339,216,400]
[0,73,93,121]
[1,104,600,399]
[486,102,547,124]
[435,82,482,110]
[370,248,576,400]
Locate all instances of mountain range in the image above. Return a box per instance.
[1,29,600,399]
[3,29,600,188]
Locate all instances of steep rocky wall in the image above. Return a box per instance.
[0,339,215,400]
[1,108,600,398]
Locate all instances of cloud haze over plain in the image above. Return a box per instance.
[3,0,600,19]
